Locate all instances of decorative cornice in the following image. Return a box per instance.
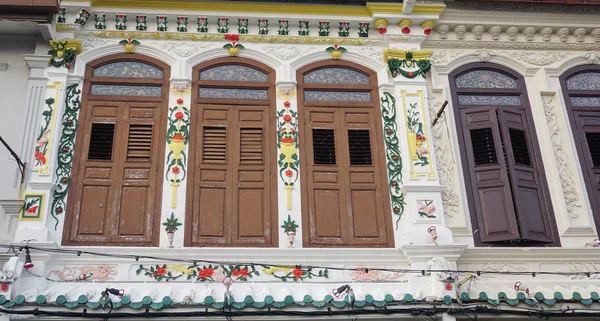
[424,40,600,51]
[402,244,468,264]
[23,55,51,70]
[0,200,25,216]
[447,0,600,14]
[383,48,431,63]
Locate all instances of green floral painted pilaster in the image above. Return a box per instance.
[318,21,329,36]
[258,19,268,35]
[165,98,190,208]
[51,84,82,229]
[381,92,405,229]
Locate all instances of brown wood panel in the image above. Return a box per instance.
[62,54,169,247]
[185,57,278,247]
[298,60,394,248]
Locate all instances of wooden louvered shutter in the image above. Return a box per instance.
[348,129,373,165]
[127,124,153,160]
[240,128,263,164]
[460,106,521,242]
[498,108,555,243]
[312,128,336,164]
[202,127,227,163]
[88,123,115,160]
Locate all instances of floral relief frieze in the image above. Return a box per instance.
[348,267,403,281]
[423,40,600,51]
[48,265,118,281]
[502,51,571,66]
[541,95,581,219]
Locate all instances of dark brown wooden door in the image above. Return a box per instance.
[67,101,163,245]
[303,107,390,246]
[188,105,274,246]
[572,111,600,221]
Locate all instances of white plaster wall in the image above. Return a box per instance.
[0,35,37,200]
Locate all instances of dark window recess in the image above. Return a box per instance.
[127,124,153,160]
[585,132,600,168]
[240,128,263,164]
[203,126,227,164]
[508,128,532,166]
[470,128,497,165]
[348,129,373,165]
[313,128,336,165]
[88,123,115,160]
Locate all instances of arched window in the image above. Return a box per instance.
[63,54,170,246]
[297,61,393,247]
[560,65,600,232]
[185,58,277,247]
[449,63,559,246]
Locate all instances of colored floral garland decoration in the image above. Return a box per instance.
[34,98,54,168]
[277,100,299,210]
[263,266,329,282]
[165,98,190,209]
[281,215,299,248]
[380,93,405,229]
[163,213,182,248]
[48,41,78,69]
[387,52,431,79]
[136,264,259,282]
[51,84,82,230]
[406,102,429,166]
[223,34,244,56]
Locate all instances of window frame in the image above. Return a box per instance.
[62,54,170,246]
[559,64,600,234]
[449,62,560,247]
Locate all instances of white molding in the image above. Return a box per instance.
[401,244,468,264]
[546,53,600,77]
[0,62,7,71]
[183,47,283,80]
[401,185,446,193]
[432,50,539,76]
[0,200,25,216]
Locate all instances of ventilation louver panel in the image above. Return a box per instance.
[203,127,227,164]
[508,128,532,166]
[586,132,600,168]
[470,128,498,165]
[88,123,115,160]
[240,128,263,164]
[348,129,373,165]
[312,128,336,165]
[127,124,153,160]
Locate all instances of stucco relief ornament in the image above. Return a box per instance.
[348,267,402,281]
[326,44,346,60]
[74,9,91,26]
[57,8,67,23]
[406,103,429,166]
[197,17,208,33]
[48,265,117,281]
[115,14,127,30]
[298,20,309,36]
[258,19,268,35]
[223,34,244,56]
[119,38,139,53]
[399,19,412,34]
[358,22,370,37]
[278,19,289,35]
[170,83,191,97]
[238,18,249,34]
[387,51,431,79]
[166,98,190,208]
[176,16,188,32]
[374,18,388,34]
[135,15,147,31]
[94,14,106,30]
[156,16,168,32]
[338,21,350,37]
[474,49,496,62]
[217,17,229,33]
[428,257,456,282]
[281,215,299,248]
[163,213,182,248]
[34,98,54,169]
[585,52,600,64]
[417,200,436,218]
[48,40,82,69]
[318,21,330,36]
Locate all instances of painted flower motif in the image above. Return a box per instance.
[156,267,167,275]
[416,135,426,141]
[285,169,293,177]
[232,268,248,277]
[36,129,50,148]
[424,28,431,35]
[378,27,387,34]
[26,206,38,214]
[283,101,291,108]
[172,166,180,174]
[177,98,184,104]
[172,134,185,141]
[401,26,411,34]
[283,115,292,122]
[1,284,8,292]
[281,137,295,144]
[175,111,184,120]
[224,34,240,41]
[35,151,47,164]
[292,268,303,278]
[408,72,414,77]
[416,145,428,158]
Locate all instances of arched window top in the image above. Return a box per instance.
[303,67,370,85]
[455,69,518,89]
[566,72,600,91]
[93,61,163,79]
[200,65,268,82]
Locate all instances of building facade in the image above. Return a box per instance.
[1,0,600,320]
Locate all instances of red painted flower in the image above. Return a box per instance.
[261,19,266,23]
[292,268,303,278]
[232,269,240,277]
[283,101,291,108]
[285,169,293,177]
[177,98,184,104]
[26,206,38,214]
[241,18,246,22]
[290,128,296,132]
[175,111,184,120]
[445,283,453,291]
[225,34,240,41]
[408,72,414,77]
[172,166,180,174]
[221,18,226,21]
[416,135,426,141]
[156,267,167,275]
[1,284,8,292]
[342,21,348,25]
[35,151,46,164]
[118,15,124,19]
[283,114,292,122]
[81,274,87,280]
[281,20,287,23]
[401,26,411,34]
[55,206,63,213]
[424,28,431,35]
[281,137,295,144]
[239,268,249,277]
[378,27,387,34]
[200,17,205,21]
[172,134,185,141]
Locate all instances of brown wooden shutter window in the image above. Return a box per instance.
[312,128,336,165]
[127,124,153,160]
[470,128,497,165]
[202,126,227,164]
[348,129,373,165]
[88,123,115,160]
[508,128,532,166]
[240,128,264,164]
[585,132,600,168]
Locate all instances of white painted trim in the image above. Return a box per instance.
[432,51,539,76]
[183,47,283,80]
[546,54,600,77]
